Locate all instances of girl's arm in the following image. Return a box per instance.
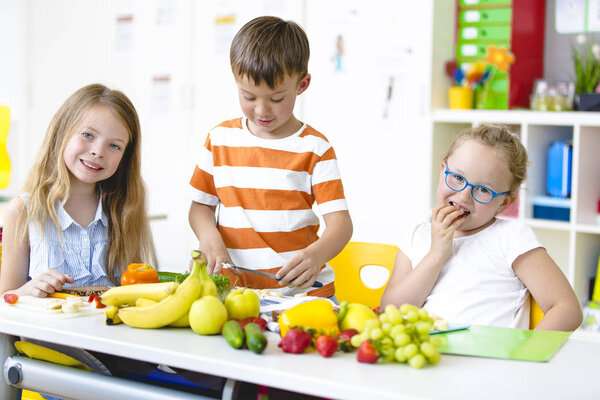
[277,210,353,288]
[514,247,582,331]
[188,201,231,274]
[380,204,465,308]
[0,197,74,297]
[0,197,30,295]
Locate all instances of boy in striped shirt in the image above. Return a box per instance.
[189,16,353,298]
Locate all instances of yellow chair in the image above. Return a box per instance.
[530,296,544,329]
[0,106,11,188]
[328,241,398,309]
[21,390,46,400]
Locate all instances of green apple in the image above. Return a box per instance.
[224,288,260,320]
[339,303,377,333]
[189,296,228,335]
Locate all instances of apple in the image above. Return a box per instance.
[339,303,377,333]
[189,296,228,335]
[224,288,260,320]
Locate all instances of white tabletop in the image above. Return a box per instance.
[0,305,599,400]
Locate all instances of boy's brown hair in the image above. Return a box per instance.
[230,16,309,88]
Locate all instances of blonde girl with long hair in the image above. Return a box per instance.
[0,84,153,297]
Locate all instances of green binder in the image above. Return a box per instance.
[437,325,571,362]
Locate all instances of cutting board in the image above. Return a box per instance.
[436,325,570,362]
[2,295,104,318]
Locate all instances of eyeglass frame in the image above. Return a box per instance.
[444,163,511,204]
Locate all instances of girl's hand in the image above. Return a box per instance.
[20,270,74,298]
[429,204,466,263]
[276,249,324,289]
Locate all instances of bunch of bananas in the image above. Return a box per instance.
[102,251,217,329]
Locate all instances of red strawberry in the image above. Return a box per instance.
[241,317,267,331]
[357,340,380,364]
[278,328,312,354]
[315,335,338,358]
[338,329,358,352]
[3,293,18,305]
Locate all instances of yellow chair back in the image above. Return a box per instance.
[0,106,11,188]
[328,241,398,309]
[530,296,544,329]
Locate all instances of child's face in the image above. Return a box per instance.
[436,140,513,236]
[63,105,129,188]
[235,73,310,139]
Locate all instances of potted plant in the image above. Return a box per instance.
[572,34,600,111]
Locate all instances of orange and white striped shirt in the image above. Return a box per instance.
[190,118,348,297]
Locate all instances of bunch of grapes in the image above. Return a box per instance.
[350,304,444,368]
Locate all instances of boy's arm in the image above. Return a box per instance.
[188,201,231,274]
[514,247,582,331]
[276,210,352,288]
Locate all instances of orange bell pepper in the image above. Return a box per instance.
[120,263,160,285]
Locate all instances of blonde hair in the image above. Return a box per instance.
[442,124,528,193]
[230,16,310,88]
[22,83,153,284]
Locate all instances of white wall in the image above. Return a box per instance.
[1,0,434,270]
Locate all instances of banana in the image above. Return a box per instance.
[135,297,157,307]
[104,305,122,325]
[100,281,179,306]
[118,251,207,329]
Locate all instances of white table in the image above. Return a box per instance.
[0,305,599,400]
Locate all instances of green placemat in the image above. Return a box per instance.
[437,325,570,362]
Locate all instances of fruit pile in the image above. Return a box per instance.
[276,300,444,368]
[101,251,268,353]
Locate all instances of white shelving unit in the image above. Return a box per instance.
[430,109,600,304]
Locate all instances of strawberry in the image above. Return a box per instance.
[338,329,358,352]
[240,316,267,331]
[357,340,380,364]
[3,293,18,305]
[278,328,312,354]
[315,335,338,358]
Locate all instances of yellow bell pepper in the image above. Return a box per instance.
[278,299,340,338]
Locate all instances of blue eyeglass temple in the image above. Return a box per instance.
[444,164,510,204]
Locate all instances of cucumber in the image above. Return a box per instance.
[222,320,245,349]
[157,271,189,283]
[244,322,267,354]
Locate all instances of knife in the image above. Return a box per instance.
[222,263,323,288]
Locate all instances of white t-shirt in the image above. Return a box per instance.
[406,218,542,329]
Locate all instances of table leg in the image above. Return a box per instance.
[0,333,21,400]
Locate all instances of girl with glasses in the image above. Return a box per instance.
[381,125,581,331]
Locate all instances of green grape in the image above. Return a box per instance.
[379,336,393,350]
[429,336,444,348]
[400,303,418,315]
[394,346,408,363]
[351,333,365,348]
[380,347,396,362]
[420,342,437,358]
[418,333,430,343]
[387,308,403,324]
[370,327,383,340]
[408,353,426,369]
[394,332,411,347]
[403,343,418,359]
[390,324,406,338]
[417,308,430,320]
[406,310,419,323]
[364,318,381,331]
[381,322,392,334]
[404,323,416,334]
[384,304,398,314]
[379,312,389,323]
[415,321,432,334]
[426,350,442,365]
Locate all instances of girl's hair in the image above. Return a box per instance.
[230,16,310,88]
[442,124,528,192]
[22,83,153,284]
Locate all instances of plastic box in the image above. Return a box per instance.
[546,141,572,198]
[532,196,571,221]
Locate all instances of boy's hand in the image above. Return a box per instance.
[21,270,74,297]
[429,204,466,263]
[196,237,231,274]
[276,250,324,289]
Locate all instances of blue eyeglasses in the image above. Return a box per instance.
[444,164,510,204]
